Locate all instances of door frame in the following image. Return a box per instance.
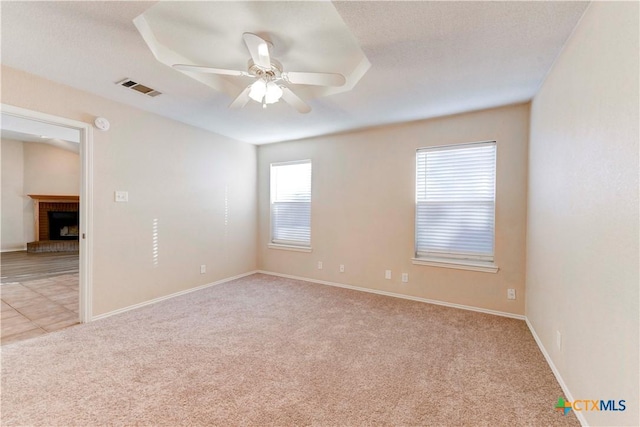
[1,103,94,322]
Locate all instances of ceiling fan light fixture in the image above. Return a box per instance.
[248,80,267,102]
[264,82,283,104]
[248,79,283,105]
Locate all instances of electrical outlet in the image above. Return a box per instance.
[317,261,323,270]
[339,264,345,273]
[556,331,562,350]
[385,270,391,280]
[401,273,408,283]
[114,191,128,202]
[200,265,206,274]
[507,289,516,300]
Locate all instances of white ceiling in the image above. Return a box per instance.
[0,1,589,145]
[135,1,370,101]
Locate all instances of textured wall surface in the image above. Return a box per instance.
[1,139,25,251]
[527,2,639,425]
[259,104,529,315]
[1,66,258,317]
[23,142,80,243]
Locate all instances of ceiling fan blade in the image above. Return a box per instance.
[281,87,311,114]
[229,86,252,109]
[173,64,249,77]
[243,33,272,70]
[282,71,346,87]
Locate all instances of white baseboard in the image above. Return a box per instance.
[257,270,525,320]
[1,246,27,253]
[525,318,587,426]
[91,270,258,322]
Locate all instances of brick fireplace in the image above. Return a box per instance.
[27,195,80,253]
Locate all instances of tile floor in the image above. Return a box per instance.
[1,273,79,345]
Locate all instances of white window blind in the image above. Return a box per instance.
[270,160,312,247]
[416,141,496,262]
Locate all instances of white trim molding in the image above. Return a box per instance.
[268,243,312,253]
[91,271,258,321]
[525,318,587,426]
[1,103,94,323]
[412,257,499,273]
[257,270,523,320]
[1,246,27,253]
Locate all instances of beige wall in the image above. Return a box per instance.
[1,66,258,317]
[1,139,80,249]
[23,141,80,195]
[258,104,529,315]
[22,141,80,243]
[1,139,25,251]
[527,2,639,426]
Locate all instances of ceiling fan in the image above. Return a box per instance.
[173,33,346,114]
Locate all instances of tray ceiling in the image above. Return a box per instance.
[134,1,370,101]
[0,1,589,144]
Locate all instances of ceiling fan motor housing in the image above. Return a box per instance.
[248,59,282,79]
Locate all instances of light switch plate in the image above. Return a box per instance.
[114,191,128,202]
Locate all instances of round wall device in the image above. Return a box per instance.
[94,117,110,131]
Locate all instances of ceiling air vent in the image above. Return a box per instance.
[115,78,162,97]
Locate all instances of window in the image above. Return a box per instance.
[270,160,312,249]
[414,141,497,272]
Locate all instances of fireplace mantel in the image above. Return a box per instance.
[28,194,79,203]
[28,195,79,242]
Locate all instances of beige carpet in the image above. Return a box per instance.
[1,274,579,426]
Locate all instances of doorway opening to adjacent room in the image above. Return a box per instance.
[0,104,93,344]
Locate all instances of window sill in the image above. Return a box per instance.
[268,243,312,253]
[411,257,499,273]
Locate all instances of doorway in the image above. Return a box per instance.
[1,104,93,344]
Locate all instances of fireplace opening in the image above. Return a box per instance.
[48,211,79,240]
